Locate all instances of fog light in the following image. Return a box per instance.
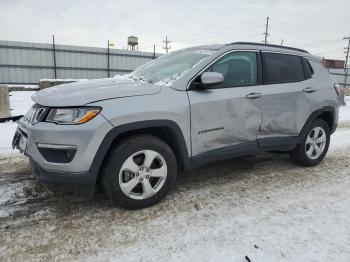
[37,143,77,163]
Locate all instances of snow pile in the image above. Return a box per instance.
[5,84,38,89]
[0,123,18,154]
[328,126,350,156]
[0,91,34,154]
[113,74,132,80]
[9,91,35,116]
[339,96,350,124]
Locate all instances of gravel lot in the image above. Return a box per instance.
[1,126,350,261]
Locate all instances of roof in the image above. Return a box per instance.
[186,44,224,50]
[227,42,309,54]
[183,42,317,60]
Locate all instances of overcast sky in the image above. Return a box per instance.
[0,0,349,60]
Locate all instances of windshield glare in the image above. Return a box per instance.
[130,49,215,86]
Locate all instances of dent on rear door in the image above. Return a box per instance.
[258,81,313,138]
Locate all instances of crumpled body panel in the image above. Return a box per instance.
[189,86,263,156]
[258,90,312,138]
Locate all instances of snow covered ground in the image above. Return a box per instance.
[339,97,350,125]
[1,130,350,261]
[0,93,350,261]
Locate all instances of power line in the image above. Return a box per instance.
[316,47,344,55]
[162,36,171,54]
[263,17,270,44]
[277,41,343,47]
[174,31,262,46]
[272,18,341,35]
[171,18,265,42]
[270,25,339,42]
[172,25,263,44]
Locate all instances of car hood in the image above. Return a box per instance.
[32,77,161,107]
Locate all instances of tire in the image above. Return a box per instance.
[102,135,177,209]
[290,118,330,167]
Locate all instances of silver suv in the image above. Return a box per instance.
[13,42,340,209]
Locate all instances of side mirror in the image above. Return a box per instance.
[200,72,224,88]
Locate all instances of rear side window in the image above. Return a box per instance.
[302,58,314,78]
[262,53,305,84]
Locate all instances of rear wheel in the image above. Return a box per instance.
[290,119,330,167]
[102,135,177,209]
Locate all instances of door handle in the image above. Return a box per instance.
[303,87,317,93]
[245,92,262,99]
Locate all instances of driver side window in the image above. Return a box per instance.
[206,51,257,88]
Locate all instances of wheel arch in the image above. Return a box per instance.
[89,120,191,184]
[317,110,335,133]
[299,106,337,139]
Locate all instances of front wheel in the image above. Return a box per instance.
[290,119,330,167]
[102,135,177,209]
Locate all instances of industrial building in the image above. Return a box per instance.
[321,58,349,88]
[0,39,159,85]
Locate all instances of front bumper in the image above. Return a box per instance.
[29,158,96,195]
[15,113,113,193]
[17,114,112,173]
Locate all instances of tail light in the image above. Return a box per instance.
[334,83,342,96]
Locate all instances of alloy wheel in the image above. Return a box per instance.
[305,126,327,160]
[118,150,168,200]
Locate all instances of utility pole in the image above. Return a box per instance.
[263,17,270,44]
[162,36,171,53]
[344,36,350,88]
[344,37,350,71]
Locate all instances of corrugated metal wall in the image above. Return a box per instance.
[328,69,349,88]
[0,40,159,84]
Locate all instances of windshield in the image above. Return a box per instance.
[129,49,215,86]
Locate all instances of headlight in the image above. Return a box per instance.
[45,107,101,125]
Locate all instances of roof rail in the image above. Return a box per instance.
[227,42,309,53]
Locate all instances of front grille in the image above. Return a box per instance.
[23,105,48,124]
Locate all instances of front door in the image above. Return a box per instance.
[188,51,263,158]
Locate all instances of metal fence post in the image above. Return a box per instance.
[107,40,110,77]
[52,35,57,79]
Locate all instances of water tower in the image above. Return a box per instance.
[127,36,138,51]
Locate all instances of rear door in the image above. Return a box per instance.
[188,51,264,158]
[258,52,313,146]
